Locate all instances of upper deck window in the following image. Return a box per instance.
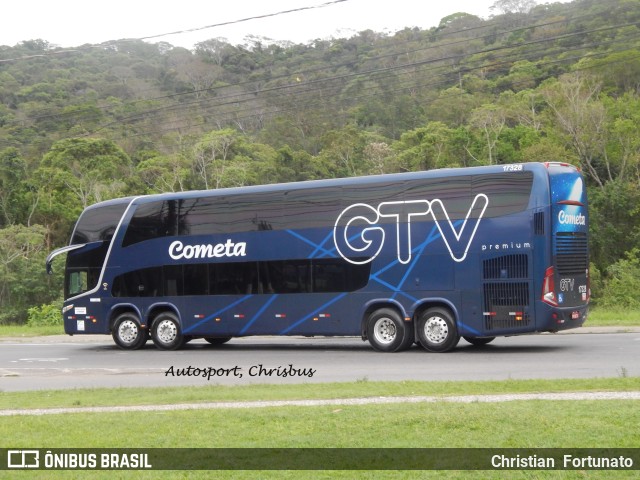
[71,202,129,244]
[121,172,534,247]
[122,200,177,247]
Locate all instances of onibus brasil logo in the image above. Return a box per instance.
[333,194,489,265]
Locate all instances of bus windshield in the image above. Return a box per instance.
[64,241,110,299]
[71,200,131,244]
[46,199,131,298]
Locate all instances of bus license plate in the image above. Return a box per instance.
[571,311,580,320]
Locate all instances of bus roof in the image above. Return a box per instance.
[81,196,136,212]
[86,162,579,210]
[144,163,575,203]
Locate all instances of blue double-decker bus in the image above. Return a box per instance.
[46,162,589,352]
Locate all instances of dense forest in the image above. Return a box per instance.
[1,0,640,324]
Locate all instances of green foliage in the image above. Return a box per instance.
[589,180,640,273]
[27,301,63,327]
[393,122,456,171]
[0,147,28,226]
[598,249,640,308]
[587,306,640,326]
[588,262,603,303]
[576,49,640,94]
[135,153,189,193]
[0,224,61,324]
[190,129,281,188]
[31,137,134,240]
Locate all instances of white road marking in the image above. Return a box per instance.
[1,391,639,416]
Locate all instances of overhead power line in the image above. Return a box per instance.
[0,0,350,63]
[1,0,637,148]
[81,19,640,137]
[118,44,640,140]
[136,0,350,42]
[8,7,613,129]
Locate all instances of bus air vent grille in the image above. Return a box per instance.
[483,282,531,330]
[556,232,588,275]
[482,254,528,280]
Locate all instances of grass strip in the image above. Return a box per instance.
[2,399,639,479]
[1,378,638,410]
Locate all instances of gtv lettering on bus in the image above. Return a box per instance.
[334,193,489,265]
[168,239,247,260]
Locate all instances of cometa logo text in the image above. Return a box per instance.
[558,210,586,226]
[168,239,247,260]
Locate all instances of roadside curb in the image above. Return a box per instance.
[553,326,640,334]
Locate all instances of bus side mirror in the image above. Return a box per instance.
[45,244,84,276]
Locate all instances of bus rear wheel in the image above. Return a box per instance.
[366,308,413,352]
[417,307,460,352]
[151,312,185,350]
[112,313,147,350]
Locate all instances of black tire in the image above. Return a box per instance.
[366,308,413,352]
[417,307,460,352]
[112,312,147,350]
[204,337,232,346]
[463,336,495,346]
[151,312,185,350]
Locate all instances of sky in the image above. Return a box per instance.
[1,0,510,49]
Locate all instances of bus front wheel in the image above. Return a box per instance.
[417,307,460,353]
[112,313,147,350]
[366,308,413,352]
[151,312,185,350]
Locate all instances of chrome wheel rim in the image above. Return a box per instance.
[118,319,139,344]
[373,317,397,345]
[157,319,177,344]
[423,316,448,344]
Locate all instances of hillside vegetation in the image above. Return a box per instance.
[1,0,640,323]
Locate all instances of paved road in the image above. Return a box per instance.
[1,329,639,391]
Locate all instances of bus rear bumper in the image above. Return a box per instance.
[538,304,589,332]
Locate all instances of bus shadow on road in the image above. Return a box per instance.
[91,338,567,355]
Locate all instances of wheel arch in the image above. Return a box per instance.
[360,299,409,340]
[109,304,143,331]
[411,298,459,334]
[147,302,182,330]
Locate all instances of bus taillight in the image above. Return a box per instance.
[542,266,558,306]
[543,161,580,172]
